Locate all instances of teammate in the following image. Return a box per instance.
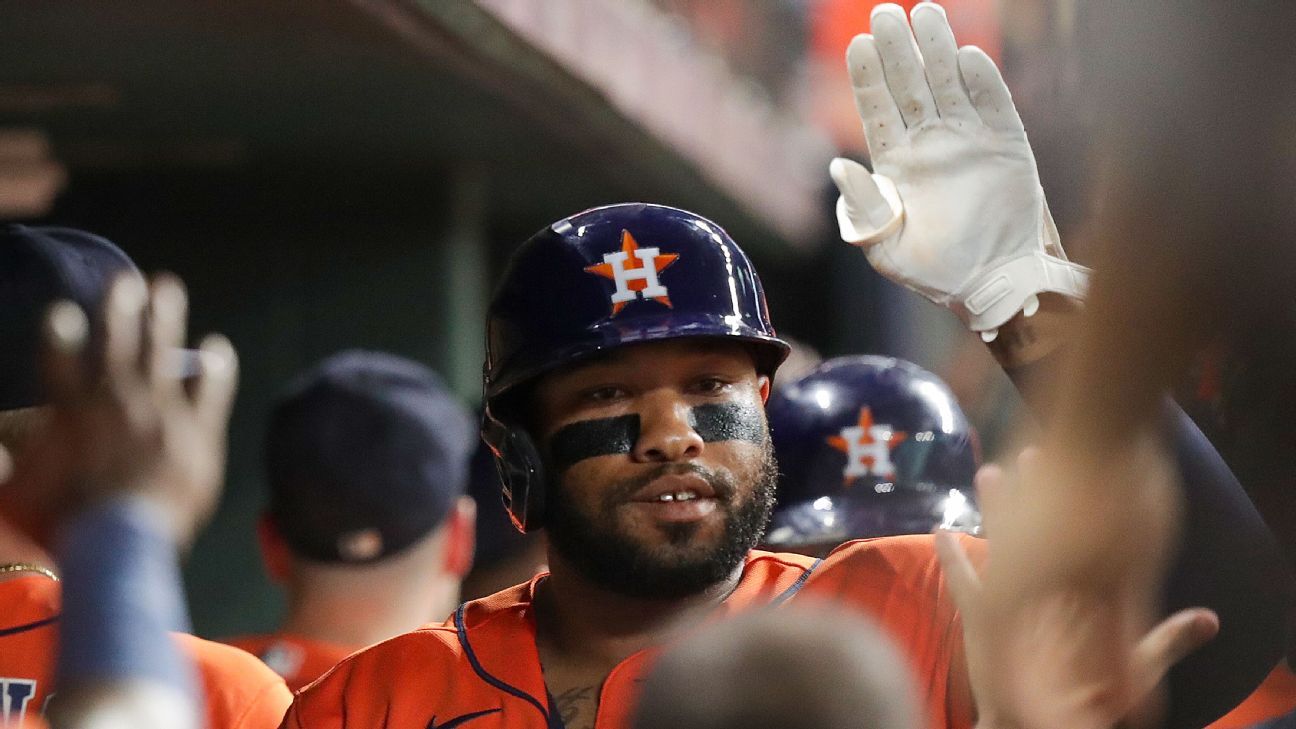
[226,350,476,691]
[280,6,1284,729]
[0,224,289,728]
[763,355,980,555]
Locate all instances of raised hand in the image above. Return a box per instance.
[0,273,238,549]
[832,2,1089,339]
[936,446,1218,729]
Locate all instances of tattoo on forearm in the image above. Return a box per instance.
[989,318,1044,367]
[999,321,1038,352]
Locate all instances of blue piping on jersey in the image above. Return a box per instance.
[769,558,823,607]
[454,604,555,725]
[0,614,59,638]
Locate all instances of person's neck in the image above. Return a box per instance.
[533,552,743,667]
[282,576,458,650]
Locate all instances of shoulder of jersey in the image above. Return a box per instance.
[808,533,987,596]
[177,633,287,680]
[291,582,533,709]
[0,574,61,618]
[175,634,293,715]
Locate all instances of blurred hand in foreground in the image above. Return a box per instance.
[0,273,237,549]
[937,444,1219,729]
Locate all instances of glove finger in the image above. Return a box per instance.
[870,3,939,129]
[847,34,906,156]
[830,159,901,245]
[831,158,893,225]
[958,46,1025,133]
[910,3,978,125]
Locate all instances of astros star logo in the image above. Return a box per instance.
[584,230,679,316]
[826,407,907,483]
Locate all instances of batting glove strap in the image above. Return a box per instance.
[954,253,1091,335]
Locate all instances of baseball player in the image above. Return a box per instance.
[226,350,477,691]
[281,204,1274,729]
[763,355,981,556]
[280,6,1285,729]
[0,224,289,728]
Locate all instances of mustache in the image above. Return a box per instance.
[602,462,738,509]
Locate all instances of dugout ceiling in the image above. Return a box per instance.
[0,0,828,254]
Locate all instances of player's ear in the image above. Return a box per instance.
[441,496,476,578]
[256,514,293,584]
[758,375,771,404]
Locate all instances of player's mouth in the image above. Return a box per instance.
[627,474,720,522]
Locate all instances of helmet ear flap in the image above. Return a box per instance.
[482,412,546,533]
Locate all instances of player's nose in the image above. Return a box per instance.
[632,392,704,463]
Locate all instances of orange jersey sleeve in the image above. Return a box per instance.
[0,574,290,729]
[178,634,293,729]
[796,533,986,729]
[224,634,356,692]
[1208,662,1296,729]
[280,624,502,729]
[0,575,61,725]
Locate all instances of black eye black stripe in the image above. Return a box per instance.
[547,402,764,472]
[549,414,640,473]
[689,402,764,444]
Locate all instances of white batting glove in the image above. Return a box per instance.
[832,2,1090,340]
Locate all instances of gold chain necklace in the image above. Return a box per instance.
[0,563,59,581]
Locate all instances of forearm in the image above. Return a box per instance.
[1158,409,1293,729]
[985,294,1080,418]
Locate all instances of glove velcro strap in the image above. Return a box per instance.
[958,255,1091,332]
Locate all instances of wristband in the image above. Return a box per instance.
[55,497,197,701]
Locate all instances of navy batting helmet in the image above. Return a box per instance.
[482,203,790,532]
[763,355,980,552]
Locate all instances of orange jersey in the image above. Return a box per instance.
[0,574,292,729]
[1208,662,1296,729]
[225,634,356,692]
[283,534,982,729]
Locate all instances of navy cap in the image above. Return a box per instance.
[265,351,476,564]
[0,225,143,411]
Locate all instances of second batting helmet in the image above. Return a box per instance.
[763,355,980,553]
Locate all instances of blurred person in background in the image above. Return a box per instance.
[763,355,980,556]
[632,604,920,729]
[828,2,1294,726]
[1060,2,1296,727]
[226,350,476,691]
[0,226,288,728]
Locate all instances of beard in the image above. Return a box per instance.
[545,438,779,599]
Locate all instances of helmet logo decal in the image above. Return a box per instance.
[584,230,679,315]
[826,407,907,482]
